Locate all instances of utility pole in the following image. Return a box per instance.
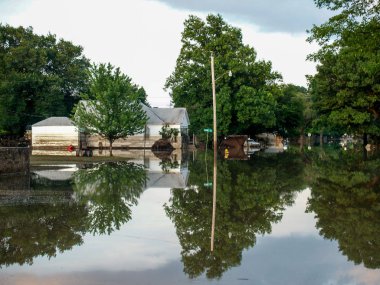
[210,53,217,252]
[211,53,217,156]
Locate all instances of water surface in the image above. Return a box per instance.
[1,148,380,285]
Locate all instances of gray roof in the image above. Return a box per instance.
[77,101,189,125]
[150,107,189,125]
[33,117,74,127]
[141,104,165,124]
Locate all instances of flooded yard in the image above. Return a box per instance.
[1,147,380,285]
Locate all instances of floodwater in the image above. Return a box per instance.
[1,147,380,285]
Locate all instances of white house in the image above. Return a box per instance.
[83,103,190,149]
[32,117,79,150]
[31,104,190,150]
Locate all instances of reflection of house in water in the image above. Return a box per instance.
[0,165,77,206]
[121,150,189,189]
[0,151,189,206]
[144,158,189,189]
[33,165,78,182]
[31,156,189,190]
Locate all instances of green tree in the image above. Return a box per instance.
[0,24,90,135]
[309,0,380,53]
[136,86,150,107]
[308,1,380,143]
[275,84,310,138]
[165,14,281,139]
[72,161,147,235]
[73,63,148,156]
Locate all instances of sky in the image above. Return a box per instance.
[0,0,333,107]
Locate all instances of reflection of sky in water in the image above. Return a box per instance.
[271,188,319,237]
[2,188,180,274]
[1,188,380,285]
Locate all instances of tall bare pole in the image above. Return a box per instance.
[211,54,217,155]
[210,53,217,252]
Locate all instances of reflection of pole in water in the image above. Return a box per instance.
[211,154,217,252]
[205,147,209,187]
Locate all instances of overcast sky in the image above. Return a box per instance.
[0,0,332,107]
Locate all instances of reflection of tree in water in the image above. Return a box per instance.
[0,203,88,268]
[0,161,147,268]
[307,149,380,269]
[159,158,180,173]
[165,151,305,279]
[73,161,147,235]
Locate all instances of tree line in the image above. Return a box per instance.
[0,24,149,142]
[165,0,379,143]
[1,0,379,145]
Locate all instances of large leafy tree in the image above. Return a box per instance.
[165,14,281,138]
[308,0,380,142]
[73,63,148,156]
[0,24,90,135]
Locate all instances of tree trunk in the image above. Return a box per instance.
[319,130,323,146]
[110,141,113,157]
[363,133,368,147]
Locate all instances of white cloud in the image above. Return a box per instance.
[239,23,320,86]
[270,188,319,237]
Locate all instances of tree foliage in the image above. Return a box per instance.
[165,14,281,138]
[73,63,148,155]
[308,1,380,137]
[0,24,90,134]
[275,84,311,137]
[309,0,380,54]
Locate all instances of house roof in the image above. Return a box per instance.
[141,104,165,124]
[33,102,190,127]
[77,101,189,126]
[150,107,189,125]
[32,117,74,127]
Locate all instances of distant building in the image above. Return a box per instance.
[84,103,189,149]
[32,117,79,150]
[31,104,190,150]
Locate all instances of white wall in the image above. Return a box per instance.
[32,125,78,135]
[32,126,79,148]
